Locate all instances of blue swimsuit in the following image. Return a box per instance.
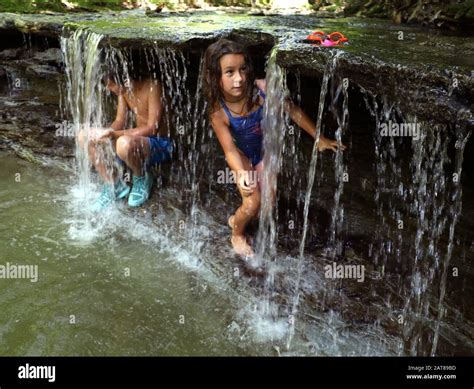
[221,91,266,167]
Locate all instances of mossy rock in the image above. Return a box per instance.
[448,0,474,20]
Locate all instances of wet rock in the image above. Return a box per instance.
[0,47,23,60]
[26,64,61,77]
[33,48,62,65]
[0,61,73,161]
[275,45,473,128]
[145,5,163,16]
[247,9,265,16]
[0,12,470,130]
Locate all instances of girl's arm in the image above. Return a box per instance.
[256,78,345,152]
[287,100,346,152]
[210,109,254,194]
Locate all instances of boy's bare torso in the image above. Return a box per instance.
[123,79,169,137]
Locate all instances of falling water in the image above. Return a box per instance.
[186,54,213,256]
[61,28,143,242]
[361,88,471,355]
[153,46,192,185]
[431,127,471,355]
[256,47,288,265]
[232,47,289,341]
[151,47,212,257]
[55,26,472,355]
[286,51,341,349]
[327,74,349,258]
[61,28,106,212]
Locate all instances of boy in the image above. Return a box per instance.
[79,71,173,211]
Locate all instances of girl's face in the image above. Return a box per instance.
[219,53,247,100]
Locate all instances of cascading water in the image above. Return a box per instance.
[150,47,213,258]
[327,75,349,258]
[153,47,192,185]
[234,47,290,342]
[248,48,352,350]
[61,27,214,259]
[431,126,471,355]
[361,88,471,355]
[286,52,341,349]
[61,28,109,236]
[256,47,288,265]
[55,25,472,355]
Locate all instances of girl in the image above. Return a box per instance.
[202,39,345,257]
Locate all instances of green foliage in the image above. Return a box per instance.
[206,0,253,6]
[0,0,262,12]
[0,0,181,13]
[448,0,474,20]
[1,0,472,30]
[0,0,66,12]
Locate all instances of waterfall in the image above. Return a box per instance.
[328,72,349,258]
[256,47,288,265]
[153,47,192,187]
[286,52,342,349]
[431,127,470,355]
[56,26,471,355]
[151,47,211,257]
[361,89,471,355]
[61,28,107,215]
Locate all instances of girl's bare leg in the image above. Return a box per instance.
[255,160,276,208]
[228,154,261,257]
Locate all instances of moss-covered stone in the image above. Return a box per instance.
[0,11,472,129]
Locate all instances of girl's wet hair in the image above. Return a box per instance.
[202,38,256,114]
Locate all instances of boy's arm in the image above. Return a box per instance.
[110,95,127,131]
[114,81,162,138]
[93,95,126,141]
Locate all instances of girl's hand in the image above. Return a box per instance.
[255,79,266,93]
[317,135,347,152]
[236,170,254,197]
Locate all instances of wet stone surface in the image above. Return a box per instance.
[0,10,472,130]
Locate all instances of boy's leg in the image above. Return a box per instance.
[116,135,151,176]
[116,134,164,207]
[89,141,119,183]
[76,129,129,211]
[78,128,119,183]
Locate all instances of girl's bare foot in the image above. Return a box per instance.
[231,235,255,257]
[228,215,255,257]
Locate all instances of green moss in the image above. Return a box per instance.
[0,0,258,14]
[0,0,66,13]
[0,0,172,13]
[448,0,474,20]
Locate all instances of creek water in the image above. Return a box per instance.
[0,151,278,356]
